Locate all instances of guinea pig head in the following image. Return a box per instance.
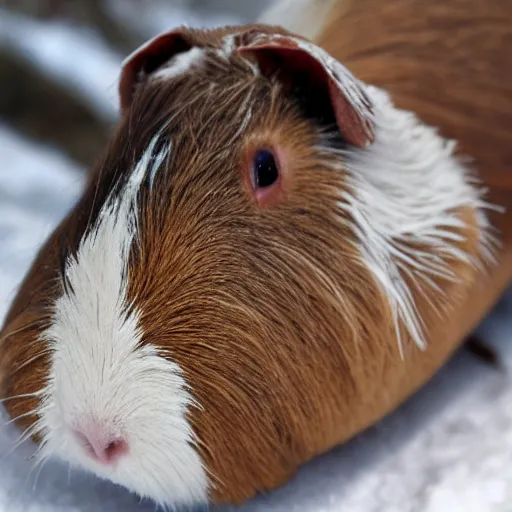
[0,24,486,507]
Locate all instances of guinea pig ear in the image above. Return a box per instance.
[236,33,375,148]
[119,29,192,113]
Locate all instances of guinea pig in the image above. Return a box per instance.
[1,0,512,507]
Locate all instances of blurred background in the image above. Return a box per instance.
[1,2,512,512]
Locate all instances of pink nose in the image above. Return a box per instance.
[74,426,128,465]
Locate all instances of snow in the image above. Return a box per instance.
[0,8,122,121]
[0,125,85,321]
[1,4,512,512]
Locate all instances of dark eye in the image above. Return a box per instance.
[251,149,280,189]
[243,146,285,208]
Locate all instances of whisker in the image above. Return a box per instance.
[0,421,41,464]
[11,350,51,375]
[23,432,49,493]
[26,429,47,461]
[0,390,44,405]
[32,437,65,492]
[13,421,41,449]
[0,318,45,345]
[2,408,39,428]
[32,451,51,492]
[15,427,40,455]
[23,443,44,493]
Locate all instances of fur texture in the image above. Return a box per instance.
[0,1,511,507]
[153,47,205,81]
[35,134,208,506]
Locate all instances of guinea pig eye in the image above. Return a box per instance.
[243,147,285,208]
[251,149,280,189]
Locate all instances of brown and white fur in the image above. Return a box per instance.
[1,0,511,507]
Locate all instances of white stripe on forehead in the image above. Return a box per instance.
[153,47,205,81]
[38,134,209,506]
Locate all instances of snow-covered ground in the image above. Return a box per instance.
[1,4,512,511]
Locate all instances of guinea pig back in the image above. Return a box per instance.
[1,2,511,507]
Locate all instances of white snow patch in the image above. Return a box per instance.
[0,8,122,120]
[0,124,85,320]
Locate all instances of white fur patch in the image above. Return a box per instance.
[332,86,493,354]
[218,35,260,76]
[35,135,209,506]
[153,47,204,80]
[220,34,235,60]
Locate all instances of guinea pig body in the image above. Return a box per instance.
[1,0,511,507]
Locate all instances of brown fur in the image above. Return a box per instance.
[0,0,511,505]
